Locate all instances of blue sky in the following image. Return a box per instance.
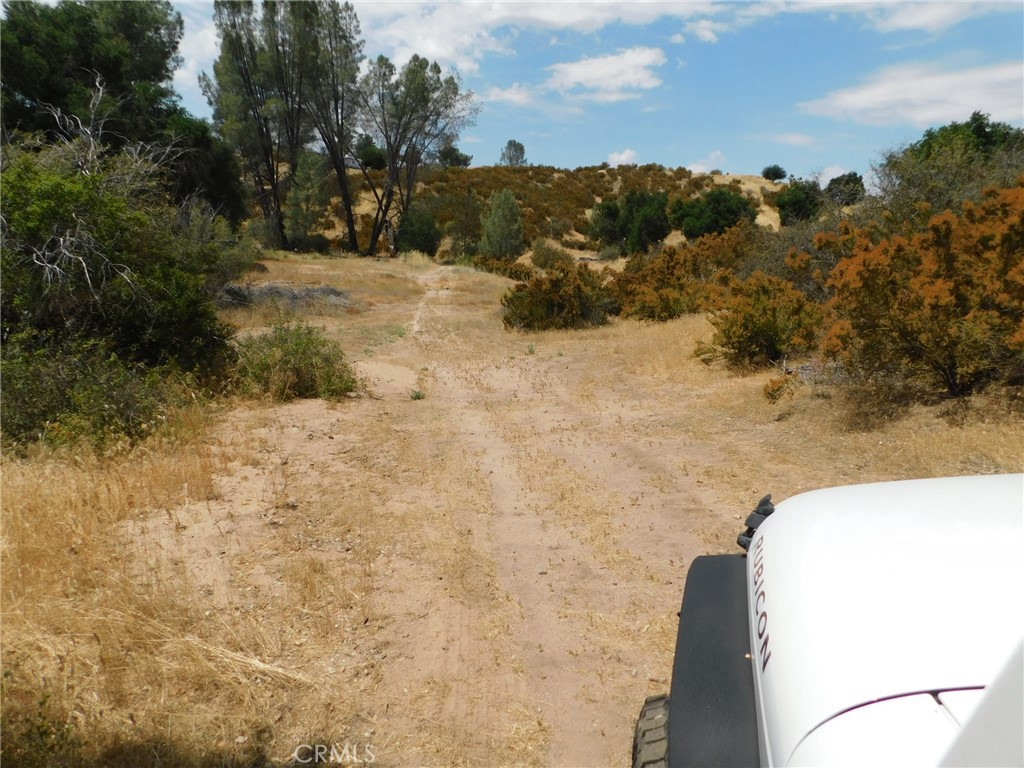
[172,1,1024,183]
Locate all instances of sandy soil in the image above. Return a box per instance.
[134,257,1022,767]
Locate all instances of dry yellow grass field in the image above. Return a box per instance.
[3,253,1021,767]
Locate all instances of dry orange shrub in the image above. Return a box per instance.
[824,185,1024,395]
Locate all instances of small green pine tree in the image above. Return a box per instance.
[479,188,525,261]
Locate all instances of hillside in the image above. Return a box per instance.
[325,164,786,257]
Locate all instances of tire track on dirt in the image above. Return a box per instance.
[399,266,727,766]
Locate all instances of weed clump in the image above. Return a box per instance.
[234,323,358,401]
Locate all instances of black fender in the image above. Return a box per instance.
[667,554,760,767]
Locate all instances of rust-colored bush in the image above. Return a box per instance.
[501,263,615,330]
[612,222,758,320]
[700,271,824,367]
[824,185,1024,396]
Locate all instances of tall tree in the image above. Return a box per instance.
[356,54,478,254]
[203,1,286,245]
[439,139,472,168]
[260,0,311,176]
[500,139,526,167]
[295,0,364,252]
[203,0,313,247]
[2,0,244,222]
[874,112,1024,224]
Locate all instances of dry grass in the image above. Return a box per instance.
[1,404,395,766]
[1,415,279,766]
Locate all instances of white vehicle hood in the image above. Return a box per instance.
[748,474,1024,766]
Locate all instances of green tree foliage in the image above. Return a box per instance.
[293,0,364,252]
[501,262,613,330]
[776,179,824,225]
[669,187,757,239]
[439,140,472,167]
[1,1,244,220]
[823,184,1024,396]
[591,190,669,254]
[356,54,478,254]
[445,186,483,258]
[915,111,1024,159]
[285,150,332,249]
[589,199,626,250]
[762,164,787,182]
[397,203,442,257]
[874,112,1024,223]
[1,0,183,142]
[162,109,248,226]
[500,139,527,167]
[203,1,292,247]
[479,188,525,260]
[354,134,387,170]
[824,172,865,207]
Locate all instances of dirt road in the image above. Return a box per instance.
[141,258,1020,766]
[357,265,732,766]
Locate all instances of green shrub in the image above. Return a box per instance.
[1,139,235,373]
[669,187,757,239]
[699,272,824,367]
[479,188,525,260]
[0,334,176,450]
[288,233,332,253]
[776,179,824,225]
[530,240,574,271]
[397,203,442,257]
[590,190,670,255]
[501,263,614,330]
[824,172,866,206]
[234,323,358,402]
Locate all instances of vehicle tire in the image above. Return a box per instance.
[633,693,669,768]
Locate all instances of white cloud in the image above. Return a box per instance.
[688,149,727,174]
[353,1,712,74]
[670,32,686,44]
[736,1,1010,34]
[799,61,1024,127]
[483,83,537,107]
[767,132,818,147]
[609,148,638,167]
[818,165,848,186]
[545,47,667,102]
[861,2,1006,33]
[685,19,729,43]
[172,3,220,115]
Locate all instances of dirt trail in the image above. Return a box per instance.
[347,265,737,765]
